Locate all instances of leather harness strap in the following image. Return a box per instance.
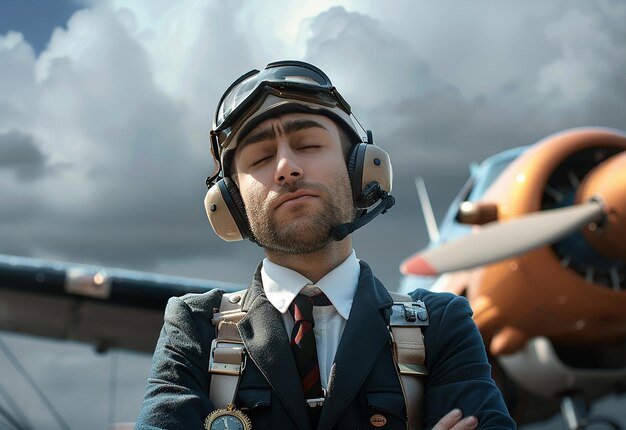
[208,290,429,430]
[388,292,429,430]
[208,291,247,409]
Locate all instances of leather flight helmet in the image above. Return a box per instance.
[204,60,393,242]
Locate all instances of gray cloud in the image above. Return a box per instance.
[0,3,278,289]
[0,4,256,274]
[295,3,626,284]
[305,7,450,109]
[0,130,48,180]
[0,1,623,284]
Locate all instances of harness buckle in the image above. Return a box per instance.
[208,339,247,375]
[390,301,429,327]
[306,397,325,408]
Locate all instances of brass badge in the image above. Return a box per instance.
[205,404,252,430]
[370,413,387,427]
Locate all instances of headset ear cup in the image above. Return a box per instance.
[361,145,393,194]
[361,144,392,194]
[347,143,367,203]
[204,177,250,241]
[222,177,249,229]
[347,143,393,208]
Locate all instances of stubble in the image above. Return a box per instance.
[246,176,356,254]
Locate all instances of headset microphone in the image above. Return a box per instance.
[330,187,395,241]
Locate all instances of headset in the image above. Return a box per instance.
[204,129,393,242]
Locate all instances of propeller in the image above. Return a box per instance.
[401,199,605,276]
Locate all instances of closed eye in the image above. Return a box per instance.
[298,144,321,150]
[252,154,273,166]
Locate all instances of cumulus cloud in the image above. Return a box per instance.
[0,0,624,284]
[305,7,449,109]
[0,2,264,275]
[290,2,626,282]
[532,2,626,123]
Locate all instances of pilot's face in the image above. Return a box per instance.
[232,112,355,253]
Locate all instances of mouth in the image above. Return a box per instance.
[274,190,320,210]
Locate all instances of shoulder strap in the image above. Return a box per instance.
[208,289,247,409]
[212,290,247,324]
[209,287,429,429]
[388,291,429,430]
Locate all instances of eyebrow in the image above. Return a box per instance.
[238,119,329,149]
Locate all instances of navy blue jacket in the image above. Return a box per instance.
[136,262,515,429]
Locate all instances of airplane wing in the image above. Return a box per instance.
[0,254,244,353]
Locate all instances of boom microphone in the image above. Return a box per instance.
[331,193,395,241]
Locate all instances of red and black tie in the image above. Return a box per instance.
[289,293,331,422]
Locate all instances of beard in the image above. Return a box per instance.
[246,176,356,254]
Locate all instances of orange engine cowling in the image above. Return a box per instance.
[464,128,626,355]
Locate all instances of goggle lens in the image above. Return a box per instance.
[214,61,335,131]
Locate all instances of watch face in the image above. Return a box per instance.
[205,408,251,430]
[209,415,245,430]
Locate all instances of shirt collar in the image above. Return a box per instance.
[261,250,360,319]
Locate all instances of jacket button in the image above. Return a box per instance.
[370,414,387,427]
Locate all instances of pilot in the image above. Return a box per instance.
[136,61,515,429]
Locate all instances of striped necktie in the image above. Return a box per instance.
[289,292,331,421]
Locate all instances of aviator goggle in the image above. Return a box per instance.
[208,61,358,186]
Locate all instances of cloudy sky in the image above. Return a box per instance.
[1,0,625,428]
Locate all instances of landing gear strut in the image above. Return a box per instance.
[561,394,622,430]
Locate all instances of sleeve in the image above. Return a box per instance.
[419,293,517,429]
[135,292,221,429]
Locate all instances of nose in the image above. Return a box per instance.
[274,148,303,185]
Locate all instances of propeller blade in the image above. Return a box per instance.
[401,200,604,276]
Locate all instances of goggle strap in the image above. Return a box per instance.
[352,114,368,141]
[207,132,223,188]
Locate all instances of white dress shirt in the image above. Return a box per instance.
[261,250,360,391]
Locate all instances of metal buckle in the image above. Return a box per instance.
[305,388,326,408]
[398,363,428,376]
[208,339,247,375]
[306,397,325,408]
[390,301,428,327]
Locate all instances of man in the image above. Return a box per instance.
[136,61,515,429]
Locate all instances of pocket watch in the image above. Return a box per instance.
[205,404,252,430]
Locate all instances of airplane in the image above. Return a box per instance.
[1,126,624,429]
[400,127,626,429]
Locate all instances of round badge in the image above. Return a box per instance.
[370,413,387,427]
[205,404,252,430]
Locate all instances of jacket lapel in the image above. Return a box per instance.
[237,266,312,430]
[317,261,394,430]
